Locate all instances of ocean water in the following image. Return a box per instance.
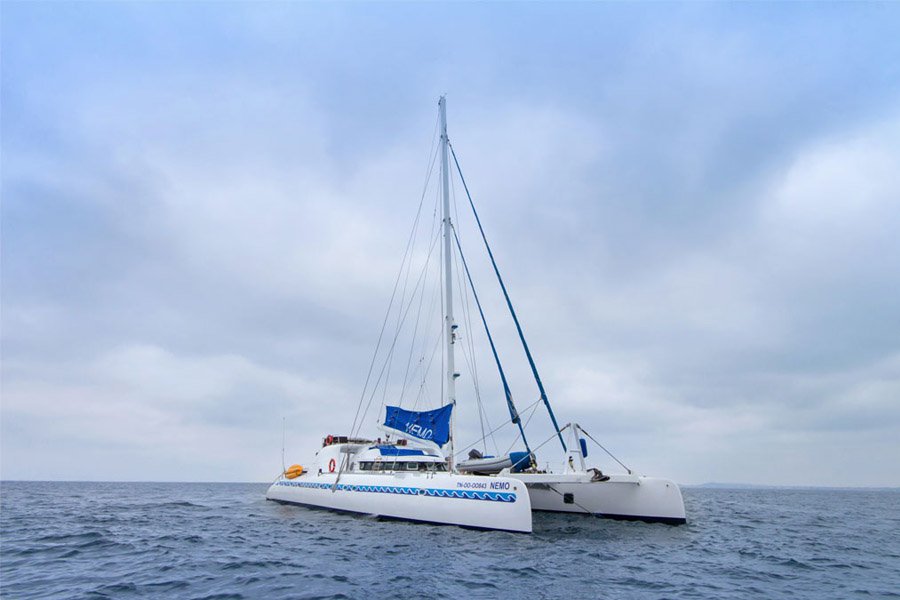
[1,482,898,599]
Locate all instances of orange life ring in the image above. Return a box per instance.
[325,435,334,446]
[328,458,336,473]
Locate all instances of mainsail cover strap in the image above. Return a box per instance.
[449,143,567,452]
[383,405,453,447]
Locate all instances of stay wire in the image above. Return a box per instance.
[410,255,444,409]
[449,142,567,453]
[397,187,442,406]
[413,323,444,409]
[578,426,632,474]
[503,394,543,456]
[453,397,543,459]
[355,228,442,435]
[451,222,533,458]
[350,116,440,435]
[450,172,492,453]
[377,128,443,416]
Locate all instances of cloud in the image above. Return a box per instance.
[2,2,899,486]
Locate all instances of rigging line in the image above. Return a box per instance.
[452,180,498,455]
[419,111,441,196]
[365,226,441,425]
[454,397,544,458]
[415,179,447,411]
[544,484,604,517]
[350,123,440,435]
[456,243,496,454]
[456,336,499,455]
[503,392,544,456]
[350,226,417,435]
[408,230,444,411]
[355,228,442,435]
[381,138,440,407]
[378,204,439,415]
[450,235,485,439]
[395,250,432,407]
[449,142,567,453]
[439,200,445,411]
[413,322,444,410]
[450,173,490,452]
[455,329,491,432]
[378,142,442,414]
[503,381,544,455]
[451,223,534,459]
[398,182,443,405]
[527,423,572,457]
[331,451,351,493]
[378,216,420,414]
[578,426,632,474]
[407,259,443,407]
[415,253,444,395]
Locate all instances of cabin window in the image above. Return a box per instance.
[361,460,447,472]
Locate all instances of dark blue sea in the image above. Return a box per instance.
[1,482,898,599]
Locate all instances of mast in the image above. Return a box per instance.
[439,96,458,470]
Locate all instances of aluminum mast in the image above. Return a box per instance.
[439,96,458,470]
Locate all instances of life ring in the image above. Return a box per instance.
[328,458,336,473]
[325,435,334,446]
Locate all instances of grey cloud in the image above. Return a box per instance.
[2,3,899,486]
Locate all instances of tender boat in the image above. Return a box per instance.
[456,450,530,475]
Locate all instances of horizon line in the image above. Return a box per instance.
[1,479,898,491]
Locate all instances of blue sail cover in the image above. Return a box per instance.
[383,405,453,447]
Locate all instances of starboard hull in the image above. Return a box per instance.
[519,473,686,525]
[266,472,533,533]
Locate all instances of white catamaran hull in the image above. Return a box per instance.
[518,473,686,525]
[266,471,533,533]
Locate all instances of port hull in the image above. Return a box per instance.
[266,471,533,533]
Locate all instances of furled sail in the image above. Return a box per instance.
[383,405,453,447]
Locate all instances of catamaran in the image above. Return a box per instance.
[266,96,686,529]
[266,97,532,533]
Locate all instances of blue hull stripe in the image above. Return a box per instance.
[275,480,516,503]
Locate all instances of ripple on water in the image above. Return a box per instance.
[1,483,899,599]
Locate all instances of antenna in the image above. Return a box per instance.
[281,417,286,473]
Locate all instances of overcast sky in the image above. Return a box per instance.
[2,2,899,486]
